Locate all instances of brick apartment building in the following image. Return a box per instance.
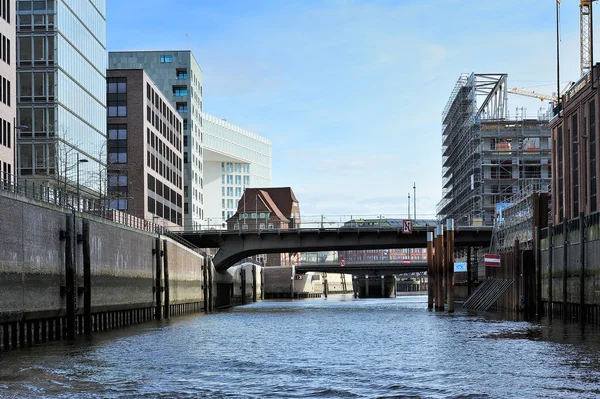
[551,65,600,223]
[227,187,300,266]
[106,69,184,228]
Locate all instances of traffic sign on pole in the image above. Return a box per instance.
[402,219,413,234]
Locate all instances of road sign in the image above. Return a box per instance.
[402,219,413,234]
[454,262,467,272]
[340,259,346,267]
[484,254,501,267]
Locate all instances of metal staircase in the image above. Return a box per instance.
[462,279,513,311]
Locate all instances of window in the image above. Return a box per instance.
[173,86,187,96]
[591,100,597,212]
[176,102,188,112]
[107,77,127,116]
[227,187,233,196]
[235,175,241,185]
[243,176,250,185]
[572,114,579,216]
[176,69,188,80]
[183,119,188,130]
[160,55,172,63]
[108,124,127,163]
[227,175,233,184]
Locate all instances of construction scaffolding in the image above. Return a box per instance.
[437,73,552,227]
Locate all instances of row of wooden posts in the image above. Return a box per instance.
[427,219,456,312]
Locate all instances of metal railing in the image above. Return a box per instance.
[0,173,203,253]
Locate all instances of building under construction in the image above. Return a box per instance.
[437,73,552,226]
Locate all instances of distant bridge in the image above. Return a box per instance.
[178,226,492,272]
[295,261,427,275]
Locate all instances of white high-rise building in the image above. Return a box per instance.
[201,112,271,226]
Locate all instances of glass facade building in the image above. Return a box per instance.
[16,0,107,192]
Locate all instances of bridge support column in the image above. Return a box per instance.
[427,231,434,309]
[446,219,455,313]
[435,224,445,311]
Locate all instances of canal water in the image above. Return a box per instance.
[1,295,600,398]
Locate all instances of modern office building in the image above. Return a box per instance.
[16,0,107,193]
[108,50,204,229]
[0,0,15,184]
[202,112,272,224]
[106,69,184,228]
[551,67,599,223]
[437,73,552,226]
[108,50,273,230]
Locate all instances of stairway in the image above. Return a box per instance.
[462,279,513,311]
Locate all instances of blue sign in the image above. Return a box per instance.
[454,262,467,272]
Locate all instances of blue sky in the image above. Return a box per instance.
[107,0,590,219]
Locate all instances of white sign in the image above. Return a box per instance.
[402,219,413,234]
[454,262,467,272]
[340,259,346,267]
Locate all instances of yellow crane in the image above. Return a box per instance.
[506,88,557,102]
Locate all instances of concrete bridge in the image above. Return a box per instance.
[179,226,492,271]
[295,261,427,275]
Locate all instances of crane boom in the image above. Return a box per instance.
[507,88,557,102]
[581,0,593,77]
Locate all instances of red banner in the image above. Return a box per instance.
[484,254,501,267]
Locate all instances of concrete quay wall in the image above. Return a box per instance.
[0,192,211,350]
[540,223,600,324]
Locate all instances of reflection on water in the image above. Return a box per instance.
[1,295,600,398]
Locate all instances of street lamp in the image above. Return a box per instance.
[76,153,88,211]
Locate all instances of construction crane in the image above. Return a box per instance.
[506,88,557,102]
[580,0,594,77]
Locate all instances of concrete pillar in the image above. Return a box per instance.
[427,231,434,309]
[82,219,91,335]
[435,224,444,311]
[446,219,455,312]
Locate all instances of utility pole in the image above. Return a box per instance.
[408,192,411,219]
[413,182,416,221]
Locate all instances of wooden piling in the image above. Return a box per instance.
[435,224,444,311]
[82,219,92,335]
[446,219,455,312]
[534,226,542,316]
[241,267,246,304]
[155,237,162,320]
[467,246,472,296]
[427,231,434,309]
[548,222,553,317]
[579,212,585,323]
[163,239,170,319]
[203,254,209,313]
[563,218,568,318]
[65,213,76,340]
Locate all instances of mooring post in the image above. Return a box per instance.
[380,275,385,298]
[446,219,455,312]
[514,239,520,312]
[154,237,162,320]
[208,262,214,312]
[82,219,92,335]
[427,231,434,309]
[548,222,553,318]
[579,212,585,323]
[563,218,568,319]
[435,224,445,311]
[163,239,169,319]
[260,266,265,300]
[65,213,76,340]
[365,275,369,298]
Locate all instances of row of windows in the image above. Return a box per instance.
[108,124,127,164]
[0,33,10,66]
[147,128,181,175]
[107,77,126,117]
[17,0,54,12]
[222,162,250,173]
[0,75,11,106]
[1,0,10,23]
[147,174,182,208]
[221,186,243,198]
[17,106,54,136]
[146,83,181,132]
[18,70,54,101]
[146,105,181,152]
[18,12,55,30]
[0,118,11,148]
[148,196,182,226]
[147,150,182,190]
[18,35,54,65]
[222,174,250,185]
[1,161,12,183]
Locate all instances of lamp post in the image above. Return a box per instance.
[76,153,88,211]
